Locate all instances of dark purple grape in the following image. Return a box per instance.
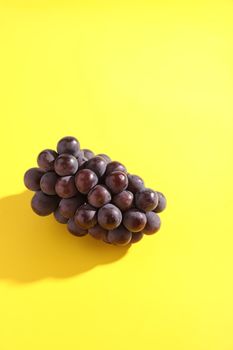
[153,192,166,213]
[107,225,132,246]
[31,191,59,216]
[105,171,128,194]
[83,149,95,160]
[105,161,127,176]
[130,232,143,244]
[59,196,85,218]
[76,150,88,168]
[123,209,147,232]
[87,185,111,208]
[143,212,161,234]
[54,154,78,176]
[55,176,78,198]
[97,154,111,163]
[112,190,134,212]
[37,149,58,171]
[75,169,98,194]
[127,174,145,193]
[53,208,69,224]
[85,156,107,178]
[74,204,97,229]
[98,204,122,230]
[57,136,80,157]
[40,172,58,195]
[88,224,108,240]
[67,218,88,236]
[135,188,158,212]
[24,167,45,191]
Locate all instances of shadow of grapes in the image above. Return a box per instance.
[0,191,129,283]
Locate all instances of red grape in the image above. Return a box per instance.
[37,149,58,171]
[87,185,111,208]
[135,188,158,212]
[31,191,59,216]
[24,167,45,191]
[112,190,134,211]
[40,172,58,195]
[143,212,161,234]
[57,136,80,157]
[55,176,78,198]
[54,154,78,176]
[123,209,147,232]
[107,225,132,246]
[74,204,97,229]
[98,204,122,230]
[105,171,128,194]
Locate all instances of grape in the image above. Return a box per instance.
[105,161,127,176]
[97,154,111,163]
[57,136,80,157]
[75,169,98,194]
[130,232,143,244]
[85,156,107,178]
[87,185,111,208]
[107,225,132,246]
[55,176,78,198]
[53,208,69,224]
[135,188,158,212]
[105,171,128,194]
[123,209,147,232]
[67,218,88,236]
[40,172,58,195]
[74,204,97,229]
[112,190,134,211]
[24,167,45,191]
[59,196,85,218]
[88,224,108,240]
[54,154,78,176]
[98,204,122,230]
[153,191,167,213]
[31,191,59,216]
[83,149,95,160]
[143,212,161,234]
[127,174,144,193]
[37,149,58,171]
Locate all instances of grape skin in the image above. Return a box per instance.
[97,204,122,230]
[57,136,80,157]
[112,190,134,212]
[135,188,158,212]
[24,167,45,191]
[31,191,59,216]
[143,212,161,235]
[67,218,88,236]
[59,196,85,218]
[105,171,128,194]
[37,149,58,171]
[54,154,79,176]
[123,209,147,232]
[40,172,58,195]
[87,185,111,208]
[107,225,132,246]
[75,169,98,194]
[153,192,167,213]
[74,204,97,229]
[54,208,69,224]
[55,176,78,198]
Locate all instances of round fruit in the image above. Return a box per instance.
[75,169,98,194]
[57,136,80,157]
[105,161,127,176]
[24,167,45,191]
[88,224,108,240]
[31,191,59,216]
[85,156,107,178]
[107,225,132,246]
[87,185,111,208]
[54,154,78,176]
[55,176,78,198]
[59,196,85,218]
[74,204,97,229]
[123,209,147,232]
[53,208,69,224]
[67,218,88,236]
[105,171,128,194]
[135,188,158,212]
[97,204,122,230]
[112,190,134,211]
[40,172,58,195]
[37,149,58,171]
[127,174,144,193]
[130,232,144,244]
[83,149,95,160]
[143,212,161,234]
[153,192,167,213]
[97,154,111,163]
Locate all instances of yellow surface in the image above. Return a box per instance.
[0,1,233,349]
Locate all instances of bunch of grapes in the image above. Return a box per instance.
[24,136,166,246]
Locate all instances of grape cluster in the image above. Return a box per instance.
[24,136,166,246]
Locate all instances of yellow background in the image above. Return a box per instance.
[0,1,233,349]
